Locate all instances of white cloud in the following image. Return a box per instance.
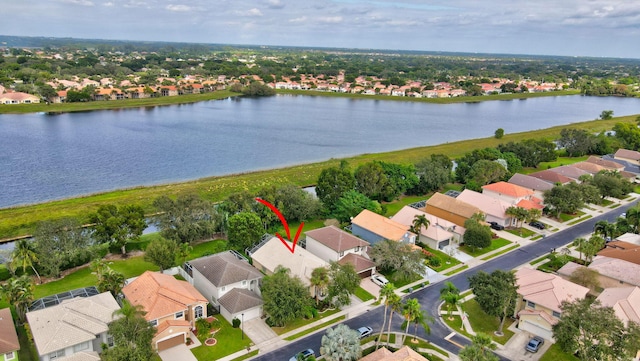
[167,4,191,12]
[318,16,343,23]
[289,16,307,23]
[103,2,114,6]
[61,0,94,6]
[237,8,263,17]
[267,0,285,9]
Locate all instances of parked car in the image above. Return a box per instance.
[525,336,544,353]
[371,274,390,287]
[357,326,373,339]
[289,348,315,361]
[529,221,546,230]
[488,221,504,230]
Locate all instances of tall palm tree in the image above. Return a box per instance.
[10,239,41,284]
[401,298,422,344]
[412,309,434,341]
[573,237,586,262]
[439,281,459,296]
[441,292,463,320]
[0,275,34,322]
[410,214,430,235]
[625,207,640,233]
[375,282,396,349]
[310,267,330,306]
[320,324,361,361]
[593,220,616,240]
[385,293,402,344]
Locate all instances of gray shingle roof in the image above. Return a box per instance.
[218,288,263,314]
[306,226,369,252]
[189,251,262,287]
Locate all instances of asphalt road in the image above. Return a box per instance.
[253,202,636,361]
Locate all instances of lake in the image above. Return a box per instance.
[1,94,639,208]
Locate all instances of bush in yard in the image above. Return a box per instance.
[232,318,241,328]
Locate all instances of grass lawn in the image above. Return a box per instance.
[480,244,520,260]
[189,239,229,259]
[379,270,423,288]
[383,195,428,216]
[540,343,579,361]
[283,315,346,341]
[354,286,376,302]
[272,308,341,335]
[567,214,592,225]
[506,227,535,238]
[229,350,259,361]
[443,298,514,345]
[444,265,468,276]
[459,238,512,257]
[525,156,589,173]
[558,210,585,222]
[421,246,461,272]
[274,218,327,237]
[190,316,252,361]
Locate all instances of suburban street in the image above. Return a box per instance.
[252,201,637,361]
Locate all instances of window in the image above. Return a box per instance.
[73,341,89,352]
[221,286,226,292]
[49,350,66,359]
[5,351,15,360]
[149,319,158,327]
[242,280,247,286]
[552,311,561,318]
[526,300,536,308]
[339,251,344,257]
[195,305,203,319]
[175,311,184,319]
[107,335,114,347]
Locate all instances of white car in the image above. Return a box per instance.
[371,274,389,287]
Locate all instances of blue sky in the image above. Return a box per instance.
[3,0,640,58]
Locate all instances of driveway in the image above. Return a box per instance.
[243,318,278,344]
[498,329,550,361]
[360,277,380,299]
[158,344,198,361]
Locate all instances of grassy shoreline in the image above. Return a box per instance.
[0,92,637,239]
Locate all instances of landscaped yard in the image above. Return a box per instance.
[354,286,375,302]
[506,227,535,238]
[558,210,585,222]
[540,343,579,361]
[421,246,461,272]
[378,270,423,288]
[442,298,514,345]
[272,307,341,335]
[190,316,252,361]
[383,195,428,216]
[459,238,511,257]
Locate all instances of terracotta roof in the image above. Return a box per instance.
[122,271,207,321]
[425,192,480,219]
[337,253,376,273]
[251,237,328,286]
[482,181,534,198]
[517,308,559,326]
[547,165,590,180]
[351,209,416,242]
[457,189,511,220]
[188,251,262,287]
[508,173,554,192]
[0,92,39,101]
[615,148,640,161]
[156,319,190,335]
[26,292,120,355]
[588,256,640,286]
[605,240,640,251]
[516,198,544,210]
[515,267,589,313]
[585,156,625,170]
[391,206,459,241]
[359,346,429,361]
[596,287,640,325]
[597,246,640,266]
[305,226,369,252]
[528,169,573,184]
[218,288,263,314]
[360,347,393,361]
[0,308,19,354]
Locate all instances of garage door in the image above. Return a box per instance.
[519,320,553,340]
[157,334,184,351]
[359,269,373,278]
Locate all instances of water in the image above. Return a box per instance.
[1,94,639,208]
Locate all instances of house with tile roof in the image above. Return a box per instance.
[122,271,208,351]
[596,286,640,327]
[587,256,640,288]
[184,251,263,323]
[585,155,625,172]
[614,149,640,166]
[0,92,40,105]
[457,189,514,227]
[391,206,464,250]
[26,292,120,361]
[351,209,416,245]
[547,165,590,181]
[251,237,328,298]
[508,173,554,198]
[615,233,640,246]
[571,161,607,174]
[597,243,640,266]
[528,169,573,185]
[424,192,481,228]
[305,226,375,278]
[514,267,589,340]
[359,345,429,361]
[0,308,20,361]
[481,181,544,211]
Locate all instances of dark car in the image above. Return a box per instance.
[488,221,504,231]
[525,336,545,353]
[357,326,373,339]
[529,221,546,230]
[289,349,315,361]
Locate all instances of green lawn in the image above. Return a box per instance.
[421,246,461,272]
[540,343,579,361]
[383,195,428,216]
[480,244,520,260]
[378,270,423,288]
[190,316,252,361]
[272,308,341,335]
[459,238,512,257]
[274,218,327,238]
[558,210,585,222]
[189,239,229,260]
[524,156,589,173]
[283,315,346,341]
[444,265,468,276]
[354,286,375,302]
[443,298,514,345]
[506,227,535,238]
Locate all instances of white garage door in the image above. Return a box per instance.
[519,320,553,341]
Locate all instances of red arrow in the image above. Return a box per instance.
[255,198,304,254]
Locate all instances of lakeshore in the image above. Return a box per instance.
[0,112,638,240]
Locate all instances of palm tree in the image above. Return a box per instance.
[375,282,396,349]
[527,208,542,224]
[10,239,41,284]
[573,237,586,262]
[310,267,330,306]
[439,281,459,296]
[385,293,402,344]
[320,324,361,361]
[625,207,640,233]
[593,220,616,240]
[410,214,430,235]
[401,298,422,344]
[91,258,126,297]
[412,309,434,341]
[441,292,463,320]
[178,242,193,264]
[459,333,498,361]
[0,275,34,322]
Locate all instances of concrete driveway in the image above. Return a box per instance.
[243,318,278,344]
[497,329,550,361]
[360,277,380,299]
[158,344,198,361]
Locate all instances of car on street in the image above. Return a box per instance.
[371,274,390,287]
[357,326,373,339]
[488,221,505,230]
[525,336,544,353]
[529,221,546,230]
[289,348,315,361]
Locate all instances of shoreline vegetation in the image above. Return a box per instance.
[0,91,636,240]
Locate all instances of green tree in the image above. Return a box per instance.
[543,184,584,218]
[591,170,633,200]
[274,184,322,223]
[494,128,504,139]
[412,158,452,194]
[327,262,360,307]
[91,259,126,297]
[354,162,390,201]
[310,266,330,306]
[593,220,616,240]
[103,300,156,361]
[440,282,462,320]
[568,266,600,293]
[33,218,92,278]
[0,275,34,322]
[581,235,605,263]
[320,324,361,361]
[315,162,355,211]
[375,282,396,349]
[599,109,614,120]
[377,161,419,200]
[458,333,498,361]
[411,308,433,342]
[177,242,193,265]
[505,206,528,228]
[144,237,178,272]
[89,204,146,255]
[369,239,423,280]
[468,270,518,335]
[553,298,640,361]
[9,239,41,284]
[613,122,640,150]
[467,159,507,187]
[153,194,217,244]
[385,292,402,345]
[262,266,313,326]
[410,214,430,235]
[558,128,595,157]
[227,211,263,251]
[332,190,382,223]
[401,298,421,344]
[463,219,492,251]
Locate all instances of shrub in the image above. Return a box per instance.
[232,317,241,328]
[428,256,442,268]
